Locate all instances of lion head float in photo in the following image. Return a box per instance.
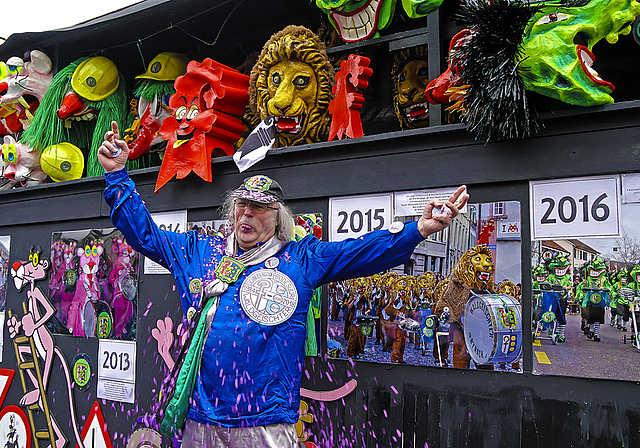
[250,25,335,148]
[432,245,495,322]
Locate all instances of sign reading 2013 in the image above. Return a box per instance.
[329,194,392,242]
[530,175,620,240]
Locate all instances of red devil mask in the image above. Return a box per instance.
[155,58,249,192]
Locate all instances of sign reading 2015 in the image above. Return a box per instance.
[330,194,392,242]
[530,176,620,240]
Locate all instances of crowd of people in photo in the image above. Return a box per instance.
[532,254,640,345]
[327,252,523,370]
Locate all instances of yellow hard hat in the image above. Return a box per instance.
[71,56,120,102]
[136,52,189,81]
[40,142,85,182]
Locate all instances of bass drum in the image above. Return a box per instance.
[82,300,114,339]
[463,293,522,366]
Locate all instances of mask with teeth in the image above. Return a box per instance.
[454,245,495,292]
[156,58,248,192]
[547,253,571,287]
[392,45,430,130]
[519,0,640,106]
[315,0,444,43]
[250,26,335,147]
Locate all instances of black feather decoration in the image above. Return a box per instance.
[454,0,543,142]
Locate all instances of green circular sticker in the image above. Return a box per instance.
[65,270,77,286]
[590,293,602,305]
[86,76,97,87]
[96,311,112,339]
[361,325,372,336]
[151,62,162,73]
[189,278,202,294]
[60,161,72,172]
[72,354,93,391]
[425,316,435,329]
[542,311,555,323]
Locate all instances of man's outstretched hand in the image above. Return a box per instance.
[417,185,469,239]
[98,121,130,173]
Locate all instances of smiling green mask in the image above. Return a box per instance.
[315,0,444,42]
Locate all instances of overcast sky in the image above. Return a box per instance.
[1,0,143,42]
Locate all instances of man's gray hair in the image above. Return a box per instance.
[220,193,295,242]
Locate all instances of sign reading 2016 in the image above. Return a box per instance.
[530,176,620,240]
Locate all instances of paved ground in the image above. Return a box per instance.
[532,311,640,381]
[327,317,522,373]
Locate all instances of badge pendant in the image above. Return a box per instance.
[215,256,245,284]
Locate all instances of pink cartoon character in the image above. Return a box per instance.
[0,135,47,190]
[8,246,86,448]
[109,238,137,337]
[68,239,103,337]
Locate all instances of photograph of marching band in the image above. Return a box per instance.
[327,199,524,372]
[532,175,640,382]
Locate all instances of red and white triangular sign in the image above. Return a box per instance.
[76,401,113,448]
[0,369,15,409]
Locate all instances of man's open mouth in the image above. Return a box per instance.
[576,45,615,92]
[330,0,382,42]
[275,115,304,134]
[404,102,429,122]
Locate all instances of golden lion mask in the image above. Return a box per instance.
[454,245,495,291]
[250,25,335,148]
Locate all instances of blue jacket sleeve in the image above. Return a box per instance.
[103,168,197,277]
[296,221,424,289]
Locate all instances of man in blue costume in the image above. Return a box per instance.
[98,121,468,447]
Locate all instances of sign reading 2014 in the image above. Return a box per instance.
[530,175,620,240]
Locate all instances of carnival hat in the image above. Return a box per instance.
[231,175,285,204]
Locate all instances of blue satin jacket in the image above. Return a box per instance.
[104,168,422,427]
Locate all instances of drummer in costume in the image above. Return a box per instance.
[378,271,400,352]
[432,245,496,370]
[346,277,374,358]
[431,277,451,366]
[98,121,469,447]
[413,272,437,351]
[546,254,572,342]
[576,258,612,342]
[368,273,385,346]
[610,268,632,332]
[384,276,417,363]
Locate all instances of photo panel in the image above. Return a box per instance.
[327,189,523,372]
[531,173,640,381]
[49,228,140,340]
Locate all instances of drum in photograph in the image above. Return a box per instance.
[82,300,114,338]
[463,293,522,366]
[397,317,420,333]
[583,287,609,307]
[356,314,378,335]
